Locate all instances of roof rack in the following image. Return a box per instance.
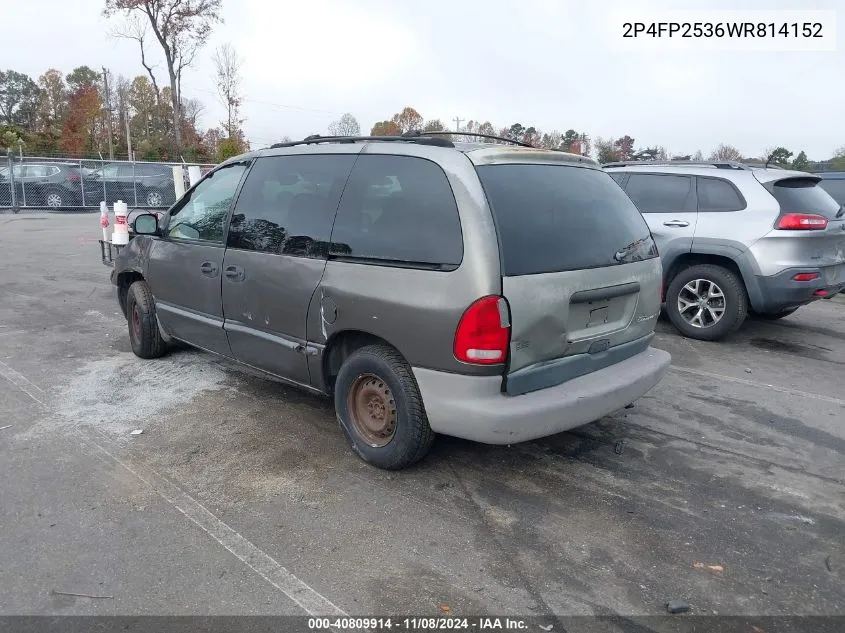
[420,130,537,149]
[602,160,756,170]
[269,133,454,149]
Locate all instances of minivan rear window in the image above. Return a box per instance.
[769,178,842,219]
[477,164,657,276]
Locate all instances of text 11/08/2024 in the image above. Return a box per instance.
[609,9,837,51]
[308,617,529,630]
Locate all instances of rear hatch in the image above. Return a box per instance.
[474,157,662,396]
[757,173,845,273]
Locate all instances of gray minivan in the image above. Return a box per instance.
[109,134,671,469]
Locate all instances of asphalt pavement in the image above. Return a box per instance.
[1,212,843,620]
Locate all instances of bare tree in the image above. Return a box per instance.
[709,143,742,162]
[328,113,360,137]
[213,43,243,138]
[105,0,223,150]
[182,97,205,129]
[110,15,162,108]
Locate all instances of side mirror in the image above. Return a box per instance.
[133,213,159,235]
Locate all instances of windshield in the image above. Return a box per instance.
[476,164,658,276]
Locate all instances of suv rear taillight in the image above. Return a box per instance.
[776,213,828,230]
[454,296,510,365]
[65,172,81,182]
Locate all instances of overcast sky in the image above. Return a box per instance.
[6,0,843,159]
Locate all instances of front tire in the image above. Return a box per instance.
[666,264,748,341]
[334,344,435,470]
[126,280,166,359]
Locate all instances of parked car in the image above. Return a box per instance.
[604,160,845,340]
[105,134,671,469]
[84,161,177,208]
[815,171,845,205]
[0,162,85,208]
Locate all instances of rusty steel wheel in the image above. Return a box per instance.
[346,373,397,447]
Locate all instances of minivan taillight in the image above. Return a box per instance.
[776,213,828,230]
[454,296,510,364]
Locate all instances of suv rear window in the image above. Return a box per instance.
[769,177,842,219]
[477,164,657,276]
[818,179,845,205]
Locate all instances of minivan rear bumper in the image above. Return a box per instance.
[413,347,671,445]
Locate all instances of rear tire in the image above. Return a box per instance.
[753,307,799,320]
[334,344,435,470]
[666,264,748,341]
[126,280,166,359]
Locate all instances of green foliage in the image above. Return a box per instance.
[217,136,243,161]
[0,70,40,127]
[766,146,793,166]
[791,150,809,171]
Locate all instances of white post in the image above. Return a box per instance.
[172,165,185,200]
[187,165,202,188]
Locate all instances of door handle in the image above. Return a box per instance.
[663,220,690,227]
[224,265,245,282]
[200,261,219,277]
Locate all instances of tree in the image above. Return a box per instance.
[613,135,636,161]
[66,66,101,93]
[61,85,103,155]
[576,133,591,156]
[105,0,224,151]
[595,137,618,164]
[632,147,659,161]
[213,43,243,140]
[0,70,40,128]
[37,70,68,131]
[792,150,810,171]
[477,121,495,138]
[561,129,579,151]
[371,120,401,136]
[217,136,243,161]
[709,143,742,161]
[692,149,704,161]
[538,130,562,150]
[506,123,525,142]
[522,126,541,147]
[328,113,361,136]
[423,119,445,132]
[391,107,423,133]
[765,146,793,166]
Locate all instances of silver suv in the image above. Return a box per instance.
[604,161,845,341]
[108,133,671,469]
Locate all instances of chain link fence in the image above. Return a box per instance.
[0,154,216,212]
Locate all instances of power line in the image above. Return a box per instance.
[185,87,343,116]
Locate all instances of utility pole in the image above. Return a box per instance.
[453,116,464,135]
[118,83,133,161]
[102,67,115,161]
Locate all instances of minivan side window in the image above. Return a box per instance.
[166,162,248,243]
[227,154,356,257]
[329,155,463,268]
[625,173,694,213]
[696,176,745,212]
